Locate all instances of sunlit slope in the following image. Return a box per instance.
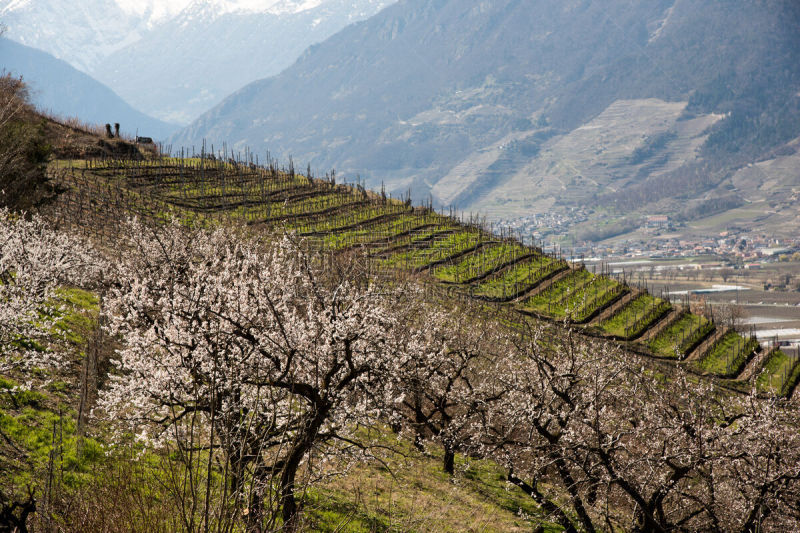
[47,154,797,398]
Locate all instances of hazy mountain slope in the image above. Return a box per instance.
[173,0,800,237]
[94,0,395,124]
[1,38,177,139]
[0,0,161,72]
[1,0,395,125]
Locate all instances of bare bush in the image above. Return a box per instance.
[0,74,52,209]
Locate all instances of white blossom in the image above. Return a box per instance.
[0,209,104,372]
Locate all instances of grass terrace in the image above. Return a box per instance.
[233,191,365,222]
[287,204,410,235]
[369,225,457,255]
[304,439,559,532]
[697,332,760,377]
[321,215,449,251]
[756,349,800,397]
[380,230,488,271]
[600,294,672,339]
[519,269,624,322]
[160,177,314,205]
[432,242,532,284]
[648,313,713,359]
[472,255,567,300]
[519,269,593,312]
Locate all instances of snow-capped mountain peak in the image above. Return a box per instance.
[113,0,193,25]
[0,0,149,71]
[1,0,396,123]
[176,0,325,18]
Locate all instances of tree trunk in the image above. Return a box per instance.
[246,493,264,533]
[413,427,426,452]
[0,492,35,533]
[279,403,331,530]
[280,461,300,531]
[443,446,455,475]
[553,455,596,533]
[507,470,579,533]
[412,395,427,452]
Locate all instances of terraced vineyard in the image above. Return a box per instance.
[318,214,447,250]
[472,254,567,301]
[648,312,714,359]
[378,230,488,271]
[600,294,672,340]
[698,332,760,378]
[757,349,800,396]
[518,268,627,323]
[288,204,410,235]
[432,242,531,283]
[369,224,457,256]
[46,153,798,398]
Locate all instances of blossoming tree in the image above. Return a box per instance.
[393,300,509,474]
[0,210,103,373]
[474,323,800,532]
[99,220,414,530]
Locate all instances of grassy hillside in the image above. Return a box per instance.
[2,115,799,531]
[41,149,785,396]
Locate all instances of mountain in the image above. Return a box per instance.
[173,0,800,241]
[1,0,396,125]
[0,0,177,72]
[0,38,177,139]
[93,0,396,124]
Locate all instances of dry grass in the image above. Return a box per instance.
[301,440,557,532]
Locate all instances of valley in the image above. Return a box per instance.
[2,1,800,529]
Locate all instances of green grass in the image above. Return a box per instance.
[2,287,99,363]
[567,278,624,322]
[698,332,759,377]
[0,284,104,486]
[757,350,800,396]
[369,225,456,255]
[518,269,592,312]
[0,285,109,519]
[0,384,103,491]
[473,255,565,300]
[322,216,447,250]
[518,269,623,321]
[233,191,365,222]
[648,313,713,359]
[380,230,488,270]
[162,179,311,205]
[599,294,671,339]
[287,204,410,234]
[0,376,46,409]
[304,440,561,533]
[432,242,531,283]
[52,288,100,345]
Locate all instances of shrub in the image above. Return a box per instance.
[0,73,53,209]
